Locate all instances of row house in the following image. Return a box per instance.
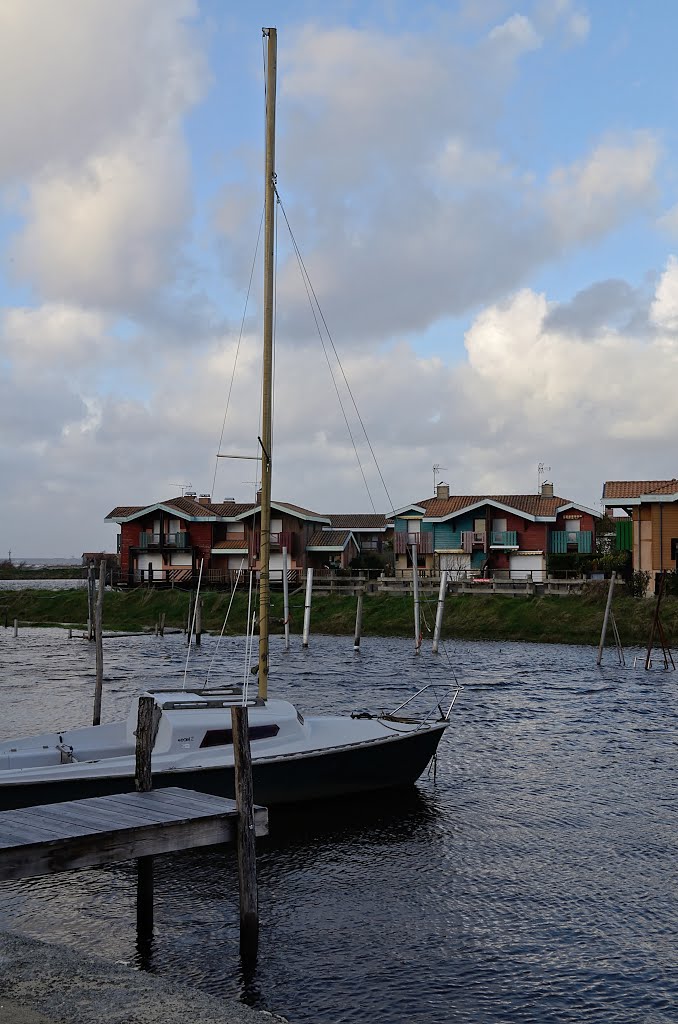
[105,494,387,585]
[392,482,600,581]
[602,479,678,577]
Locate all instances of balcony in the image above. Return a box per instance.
[550,530,592,554]
[490,530,518,549]
[461,531,486,553]
[394,532,433,555]
[138,531,188,550]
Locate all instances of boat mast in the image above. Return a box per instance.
[259,26,276,701]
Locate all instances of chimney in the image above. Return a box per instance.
[436,481,450,501]
[541,481,554,497]
[184,490,197,500]
[198,494,211,506]
[256,489,262,505]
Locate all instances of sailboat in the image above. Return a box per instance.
[0,29,456,812]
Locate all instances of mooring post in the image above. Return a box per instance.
[411,542,421,654]
[87,564,95,641]
[282,546,290,653]
[135,695,159,942]
[195,598,202,646]
[159,612,166,637]
[92,559,105,726]
[432,569,448,654]
[231,703,259,966]
[302,568,313,648]
[353,590,364,651]
[596,572,616,666]
[13,618,18,638]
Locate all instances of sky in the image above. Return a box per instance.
[3,0,678,556]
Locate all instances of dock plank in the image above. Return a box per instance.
[0,788,268,881]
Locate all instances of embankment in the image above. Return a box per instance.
[0,587,675,648]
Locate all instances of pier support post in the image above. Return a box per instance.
[13,619,18,638]
[135,695,160,944]
[195,598,202,646]
[302,568,313,648]
[231,704,259,966]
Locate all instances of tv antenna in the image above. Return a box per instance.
[433,463,447,494]
[170,482,192,497]
[537,463,551,492]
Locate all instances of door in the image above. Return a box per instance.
[509,554,544,581]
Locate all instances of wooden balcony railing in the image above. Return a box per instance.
[394,532,433,555]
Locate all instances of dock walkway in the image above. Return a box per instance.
[0,788,268,880]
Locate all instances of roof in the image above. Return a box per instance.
[105,497,331,524]
[211,538,248,550]
[410,494,597,521]
[603,479,678,500]
[306,530,355,551]
[324,514,389,530]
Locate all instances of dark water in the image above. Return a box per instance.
[0,628,676,1023]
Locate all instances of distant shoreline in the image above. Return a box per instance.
[0,586,674,648]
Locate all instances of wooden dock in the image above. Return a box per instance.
[0,787,268,881]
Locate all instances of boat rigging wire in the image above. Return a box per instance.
[203,558,246,688]
[275,190,396,515]
[183,557,204,690]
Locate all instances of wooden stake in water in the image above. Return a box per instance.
[92,559,105,726]
[231,703,259,966]
[302,568,313,648]
[134,695,158,941]
[195,597,202,647]
[596,572,616,666]
[411,542,421,654]
[354,590,364,651]
[13,618,18,638]
[282,546,290,653]
[432,569,448,654]
[87,564,95,641]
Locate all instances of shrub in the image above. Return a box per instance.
[625,570,651,598]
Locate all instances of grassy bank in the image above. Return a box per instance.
[1,587,675,648]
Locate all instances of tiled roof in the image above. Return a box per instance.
[212,538,248,550]
[307,530,353,549]
[603,479,678,499]
[105,505,145,519]
[418,494,572,518]
[210,502,257,517]
[325,514,388,530]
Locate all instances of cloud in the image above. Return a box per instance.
[0,0,206,183]
[650,254,678,331]
[3,304,109,367]
[544,133,659,245]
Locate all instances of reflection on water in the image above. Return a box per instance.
[0,628,676,1023]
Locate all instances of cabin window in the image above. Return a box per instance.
[199,724,280,748]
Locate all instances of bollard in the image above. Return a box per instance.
[231,704,259,966]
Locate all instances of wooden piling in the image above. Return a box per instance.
[92,560,105,726]
[432,570,448,654]
[134,694,159,938]
[282,546,290,653]
[195,598,203,646]
[353,590,364,650]
[411,543,421,654]
[87,565,95,641]
[302,568,313,648]
[231,704,259,965]
[13,618,18,638]
[596,572,616,666]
